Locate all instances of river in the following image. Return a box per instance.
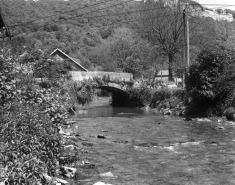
[68,97,235,185]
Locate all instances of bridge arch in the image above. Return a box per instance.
[99,85,130,107]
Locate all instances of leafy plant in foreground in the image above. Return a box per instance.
[0,48,76,184]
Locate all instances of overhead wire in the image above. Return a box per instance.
[8,0,117,27]
[69,11,178,32]
[8,0,134,29]
[9,2,187,32]
[5,2,235,36]
[5,3,235,20]
[40,2,210,29]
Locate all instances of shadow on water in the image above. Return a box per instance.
[72,97,153,119]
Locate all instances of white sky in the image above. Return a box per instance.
[198,0,235,10]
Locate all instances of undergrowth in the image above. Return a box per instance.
[0,48,78,184]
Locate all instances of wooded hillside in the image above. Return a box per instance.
[1,0,235,79]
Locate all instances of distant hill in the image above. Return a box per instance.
[157,0,234,22]
[183,0,234,22]
[1,0,138,69]
[1,0,235,71]
[200,9,233,22]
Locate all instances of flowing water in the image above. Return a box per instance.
[68,97,235,185]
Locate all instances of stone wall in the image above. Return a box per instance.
[69,71,133,82]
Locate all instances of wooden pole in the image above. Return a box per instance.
[183,9,186,68]
[186,5,190,67]
[182,8,186,88]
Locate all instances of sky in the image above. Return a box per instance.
[198,0,235,10]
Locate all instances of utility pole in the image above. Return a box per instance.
[182,8,186,88]
[182,4,189,88]
[183,9,186,69]
[185,4,190,67]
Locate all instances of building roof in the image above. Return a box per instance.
[50,48,88,72]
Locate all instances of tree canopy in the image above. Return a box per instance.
[1,0,235,80]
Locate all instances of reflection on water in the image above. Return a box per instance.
[73,97,153,119]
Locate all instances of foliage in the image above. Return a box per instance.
[151,88,172,103]
[185,46,235,116]
[33,56,71,84]
[172,88,189,103]
[2,0,138,71]
[68,79,97,106]
[149,88,188,109]
[0,48,74,184]
[185,47,233,102]
[157,96,183,110]
[2,0,235,78]
[137,0,184,81]
[89,27,151,78]
[125,85,188,109]
[216,62,235,108]
[127,85,153,106]
[0,102,62,184]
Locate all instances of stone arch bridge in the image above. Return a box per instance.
[99,82,132,107]
[70,71,135,106]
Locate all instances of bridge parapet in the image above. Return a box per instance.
[105,82,129,91]
[70,71,133,82]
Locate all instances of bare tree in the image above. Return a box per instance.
[137,0,184,81]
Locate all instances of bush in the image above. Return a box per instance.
[185,47,231,101]
[172,89,188,101]
[149,88,188,109]
[0,102,62,184]
[216,62,235,108]
[127,85,153,106]
[150,88,172,108]
[185,46,235,116]
[0,48,75,184]
[68,79,97,106]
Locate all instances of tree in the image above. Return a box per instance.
[89,27,151,78]
[217,62,235,108]
[185,46,235,115]
[136,0,184,81]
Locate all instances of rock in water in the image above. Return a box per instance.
[100,172,115,178]
[97,134,106,139]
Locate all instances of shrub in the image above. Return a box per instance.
[185,46,235,116]
[68,79,97,106]
[0,102,62,184]
[127,85,153,106]
[185,47,234,102]
[149,88,188,109]
[216,62,235,108]
[172,89,189,105]
[150,88,172,108]
[0,48,75,184]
